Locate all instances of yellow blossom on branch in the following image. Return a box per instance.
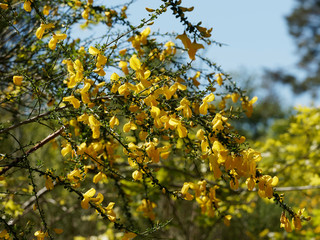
[13,76,23,86]
[35,23,55,39]
[23,0,32,12]
[176,32,204,60]
[48,33,67,50]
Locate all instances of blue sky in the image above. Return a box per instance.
[76,0,297,73]
[125,0,297,73]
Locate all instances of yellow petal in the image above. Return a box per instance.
[55,33,67,40]
[93,172,103,184]
[150,106,161,118]
[0,3,8,9]
[141,27,151,37]
[129,55,141,71]
[24,0,32,12]
[53,228,63,234]
[106,202,115,210]
[199,102,208,115]
[84,188,96,198]
[145,7,155,12]
[188,41,204,60]
[176,32,191,49]
[89,115,100,126]
[177,124,188,138]
[13,76,23,86]
[271,176,279,186]
[48,37,57,50]
[110,72,120,82]
[97,54,107,66]
[45,176,54,190]
[81,198,90,209]
[36,25,45,39]
[132,170,142,181]
[168,118,180,127]
[110,115,119,128]
[89,46,100,55]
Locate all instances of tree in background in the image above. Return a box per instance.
[0,1,310,239]
[264,0,320,99]
[253,106,319,239]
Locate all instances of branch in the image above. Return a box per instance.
[0,126,65,176]
[0,105,68,135]
[275,185,320,192]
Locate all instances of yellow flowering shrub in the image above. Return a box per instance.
[0,0,311,239]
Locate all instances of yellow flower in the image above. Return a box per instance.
[123,121,137,133]
[208,154,222,179]
[231,92,240,103]
[168,117,188,138]
[81,189,94,209]
[36,23,55,39]
[119,48,127,55]
[258,175,278,198]
[229,177,239,190]
[81,188,97,209]
[132,170,142,181]
[224,215,232,226]
[212,113,228,132]
[146,141,160,163]
[150,106,161,118]
[24,0,32,12]
[67,168,83,187]
[96,54,107,67]
[34,230,48,240]
[93,67,106,76]
[280,211,292,232]
[93,171,107,184]
[48,33,67,50]
[136,199,157,220]
[103,202,116,222]
[176,32,191,51]
[63,95,80,108]
[181,182,195,200]
[88,115,101,139]
[82,7,89,20]
[45,175,54,190]
[196,25,213,38]
[190,71,201,87]
[43,5,51,15]
[0,3,8,9]
[245,176,255,190]
[119,61,129,75]
[176,32,204,60]
[215,73,224,86]
[242,96,258,118]
[188,40,204,60]
[145,7,155,12]
[88,46,100,55]
[140,27,151,45]
[293,216,302,231]
[175,98,192,118]
[53,228,63,234]
[13,76,23,86]
[199,93,215,115]
[61,143,73,156]
[0,229,10,239]
[122,232,137,240]
[79,82,91,104]
[129,54,141,71]
[109,115,119,128]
